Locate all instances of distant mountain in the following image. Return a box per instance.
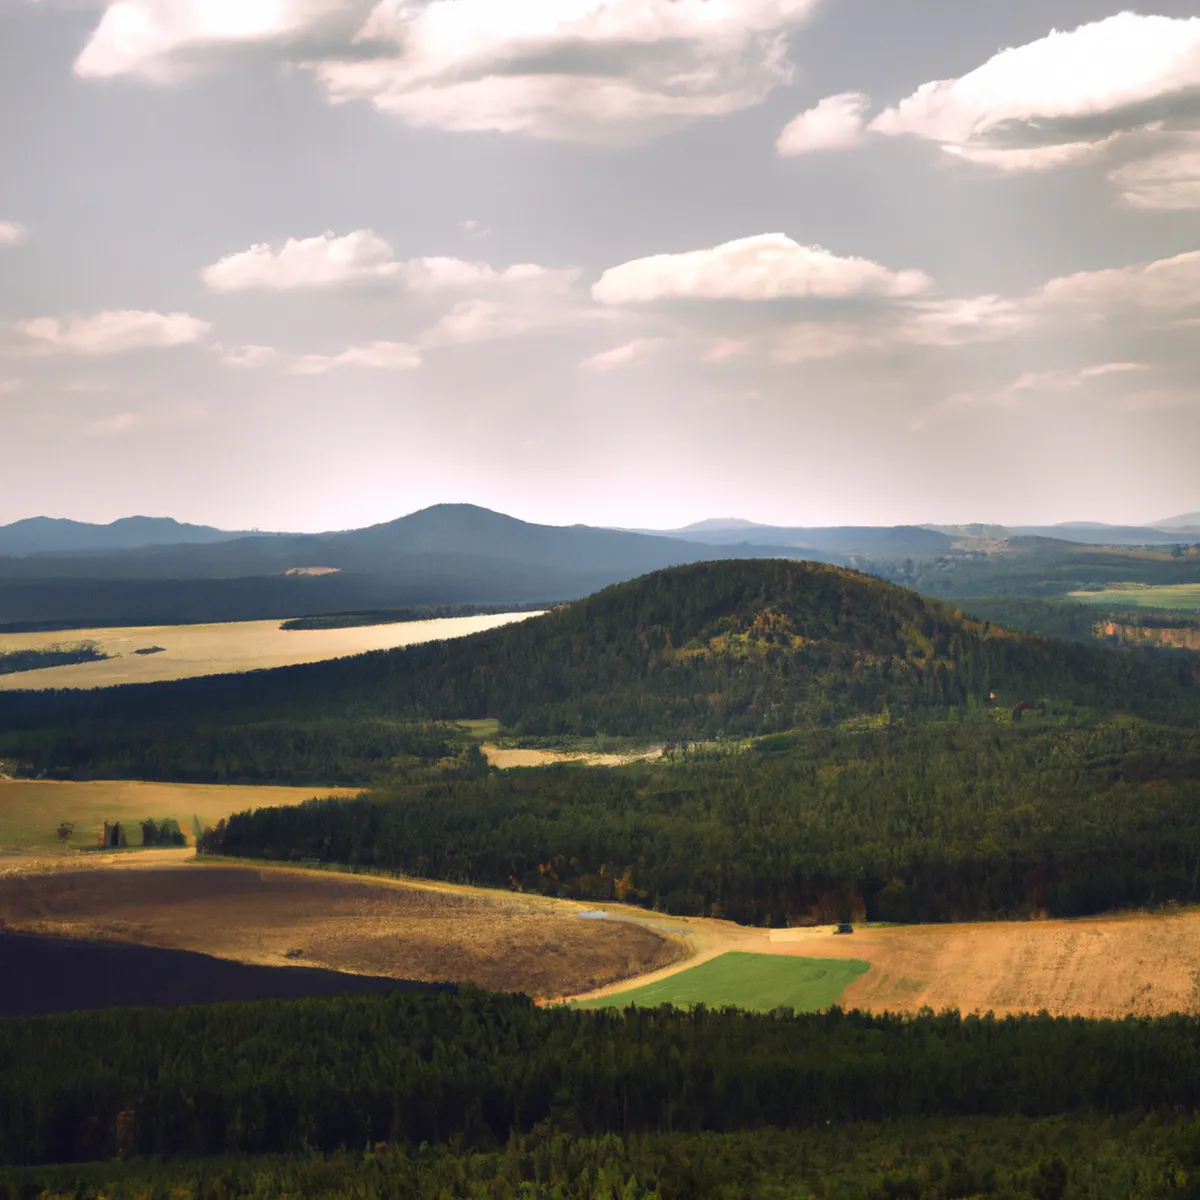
[655,521,955,556]
[0,504,821,627]
[1156,512,1200,531]
[0,515,259,556]
[1009,523,1193,547]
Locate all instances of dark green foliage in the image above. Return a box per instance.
[210,719,1200,924]
[3,564,1197,787]
[6,1117,1200,1199]
[11,993,1200,1167]
[0,644,108,676]
[139,817,186,847]
[959,596,1200,645]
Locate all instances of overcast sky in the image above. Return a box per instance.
[2,0,1199,531]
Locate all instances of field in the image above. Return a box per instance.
[574,951,868,1012]
[0,779,358,855]
[0,865,685,999]
[481,743,664,768]
[1069,583,1200,610]
[0,611,538,690]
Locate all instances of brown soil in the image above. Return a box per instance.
[0,865,684,1000]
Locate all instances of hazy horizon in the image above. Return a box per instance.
[3,0,1199,531]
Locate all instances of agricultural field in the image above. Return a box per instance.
[0,779,357,856]
[0,611,539,690]
[574,951,868,1012]
[1069,583,1200,610]
[0,865,685,999]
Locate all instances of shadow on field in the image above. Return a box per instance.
[0,931,454,1017]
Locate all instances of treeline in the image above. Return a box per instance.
[959,596,1200,646]
[12,992,1200,1166]
[0,643,108,676]
[209,718,1200,924]
[0,718,460,786]
[2,564,1198,786]
[7,1117,1200,1199]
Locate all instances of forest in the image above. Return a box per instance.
[208,717,1200,924]
[2,562,1198,787]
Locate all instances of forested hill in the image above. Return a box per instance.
[5,561,1196,749]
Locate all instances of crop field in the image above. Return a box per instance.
[0,779,358,855]
[574,952,869,1012]
[1069,583,1200,611]
[0,865,685,999]
[0,611,540,690]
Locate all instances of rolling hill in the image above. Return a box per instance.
[0,516,260,556]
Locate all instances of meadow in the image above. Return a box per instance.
[0,779,357,854]
[0,611,539,690]
[1069,583,1200,610]
[573,951,868,1012]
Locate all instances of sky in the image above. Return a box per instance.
[1,0,1199,532]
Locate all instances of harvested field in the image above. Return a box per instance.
[0,778,358,855]
[0,611,540,690]
[0,866,685,1000]
[482,743,664,769]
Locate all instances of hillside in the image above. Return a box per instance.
[4,561,1197,786]
[0,516,256,556]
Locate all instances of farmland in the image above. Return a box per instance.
[1069,583,1200,610]
[574,951,868,1012]
[0,865,685,999]
[0,779,357,855]
[0,611,540,690]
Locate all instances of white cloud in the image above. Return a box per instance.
[460,219,491,240]
[1029,250,1200,318]
[1007,362,1151,392]
[202,230,577,295]
[290,340,423,375]
[202,230,400,292]
[308,0,820,141]
[0,379,24,395]
[0,221,28,246]
[864,13,1200,204]
[580,337,665,371]
[702,337,751,363]
[594,234,933,304]
[74,0,353,82]
[777,92,869,156]
[219,343,280,368]
[18,310,211,355]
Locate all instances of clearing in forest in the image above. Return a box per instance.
[0,779,358,856]
[1068,583,1200,611]
[573,951,869,1012]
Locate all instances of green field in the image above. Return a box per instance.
[1069,584,1200,611]
[574,952,869,1012]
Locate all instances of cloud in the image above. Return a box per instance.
[18,310,211,354]
[702,337,751,363]
[74,0,355,82]
[0,379,24,395]
[218,343,280,368]
[460,219,491,240]
[1028,250,1200,318]
[580,337,665,371]
[1007,362,1151,393]
[290,340,422,375]
[777,91,869,156]
[594,234,933,305]
[307,0,821,142]
[862,12,1200,204]
[1109,132,1200,211]
[86,411,142,436]
[202,229,578,294]
[0,221,28,246]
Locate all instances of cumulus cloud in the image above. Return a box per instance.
[0,379,24,395]
[1007,362,1151,393]
[460,219,491,240]
[308,0,821,141]
[202,230,577,295]
[18,310,211,354]
[74,0,354,82]
[777,92,869,156]
[290,340,422,375]
[862,12,1200,205]
[1109,132,1200,211]
[1029,250,1200,318]
[580,337,665,371]
[0,221,28,246]
[593,234,932,304]
[86,411,143,436]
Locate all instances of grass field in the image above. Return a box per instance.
[1069,584,1200,611]
[574,952,869,1012]
[0,611,541,690]
[0,779,358,853]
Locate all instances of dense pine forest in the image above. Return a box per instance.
[10,991,1200,1195]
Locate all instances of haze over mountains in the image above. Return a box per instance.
[0,503,1197,629]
